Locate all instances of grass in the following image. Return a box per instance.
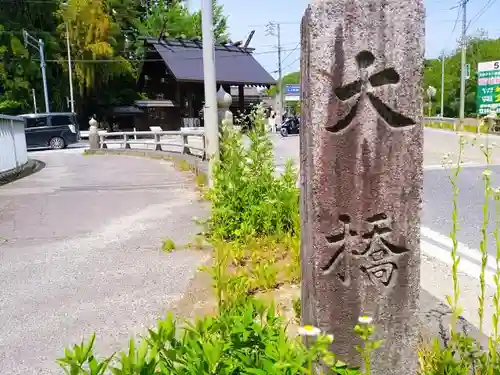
[425,121,490,134]
[161,238,176,253]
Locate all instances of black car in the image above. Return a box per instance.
[20,112,80,150]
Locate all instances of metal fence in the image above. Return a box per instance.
[0,115,28,174]
[96,129,206,159]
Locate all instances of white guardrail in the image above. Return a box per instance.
[423,116,500,133]
[94,129,206,159]
[0,115,28,174]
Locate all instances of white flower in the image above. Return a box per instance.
[358,315,373,324]
[298,325,321,336]
[326,334,334,343]
[483,169,492,177]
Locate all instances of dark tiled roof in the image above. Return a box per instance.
[145,38,276,86]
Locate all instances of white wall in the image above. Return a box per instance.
[0,115,28,174]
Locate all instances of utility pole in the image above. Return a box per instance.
[32,89,37,114]
[440,51,445,117]
[23,30,50,113]
[277,23,283,120]
[66,23,75,113]
[61,2,75,113]
[202,0,219,186]
[459,0,468,125]
[266,22,284,121]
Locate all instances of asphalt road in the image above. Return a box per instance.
[0,151,208,374]
[271,128,500,256]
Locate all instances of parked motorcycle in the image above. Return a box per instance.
[279,115,300,137]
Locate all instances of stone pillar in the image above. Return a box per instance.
[486,110,497,134]
[300,1,424,374]
[217,86,233,127]
[88,117,99,150]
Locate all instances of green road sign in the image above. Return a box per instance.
[477,60,500,115]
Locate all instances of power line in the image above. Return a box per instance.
[18,46,300,64]
[280,42,300,65]
[442,5,462,50]
[467,0,498,30]
[282,56,300,73]
[248,21,300,28]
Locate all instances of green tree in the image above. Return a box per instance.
[0,0,66,114]
[58,0,135,119]
[423,30,500,118]
[0,0,230,117]
[267,71,300,97]
[136,0,229,43]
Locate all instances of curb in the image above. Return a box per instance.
[0,159,45,186]
[83,148,208,178]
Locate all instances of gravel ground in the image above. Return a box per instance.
[0,151,209,374]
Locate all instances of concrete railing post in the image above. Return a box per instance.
[154,132,162,151]
[182,133,191,155]
[99,134,107,149]
[123,134,131,149]
[486,111,497,134]
[201,135,207,160]
[89,117,100,150]
[217,87,233,130]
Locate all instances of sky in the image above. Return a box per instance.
[190,0,500,79]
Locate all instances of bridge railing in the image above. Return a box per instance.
[96,129,206,159]
[423,116,500,133]
[0,115,28,174]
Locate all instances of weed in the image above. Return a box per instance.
[194,172,208,189]
[419,136,500,373]
[161,238,176,253]
[207,104,299,241]
[174,159,192,172]
[293,297,301,323]
[354,316,384,375]
[441,138,465,332]
[478,143,493,335]
[193,234,204,250]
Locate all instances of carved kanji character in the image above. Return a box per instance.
[321,50,416,133]
[321,213,410,288]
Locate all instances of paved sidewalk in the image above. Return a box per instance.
[0,151,209,374]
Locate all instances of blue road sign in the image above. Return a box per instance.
[284,84,300,96]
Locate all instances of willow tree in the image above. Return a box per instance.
[58,0,135,119]
[59,0,131,92]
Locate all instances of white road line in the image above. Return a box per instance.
[421,240,496,287]
[421,226,497,287]
[423,162,482,170]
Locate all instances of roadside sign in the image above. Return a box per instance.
[465,63,470,79]
[284,84,300,101]
[284,84,300,95]
[477,60,500,115]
